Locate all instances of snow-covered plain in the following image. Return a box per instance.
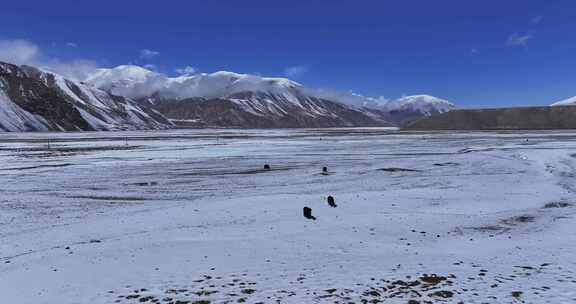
[1,128,576,304]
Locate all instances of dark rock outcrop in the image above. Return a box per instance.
[327,196,337,208]
[303,207,316,220]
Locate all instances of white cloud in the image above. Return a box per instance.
[284,65,309,78]
[302,87,388,108]
[506,32,533,47]
[175,65,196,75]
[143,64,157,71]
[47,59,99,81]
[0,39,40,65]
[66,42,78,48]
[0,38,98,80]
[140,49,160,59]
[531,16,543,24]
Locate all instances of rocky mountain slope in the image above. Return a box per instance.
[0,62,171,132]
[146,94,390,128]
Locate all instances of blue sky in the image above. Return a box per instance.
[1,0,575,107]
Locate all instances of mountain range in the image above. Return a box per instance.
[3,59,576,132]
[1,61,457,131]
[85,65,456,128]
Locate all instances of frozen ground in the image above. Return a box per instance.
[1,128,576,304]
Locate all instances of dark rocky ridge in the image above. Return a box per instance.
[404,106,576,130]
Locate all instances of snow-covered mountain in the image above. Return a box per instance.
[87,66,387,108]
[0,61,171,132]
[382,95,455,114]
[86,66,391,128]
[379,95,456,125]
[86,65,454,128]
[550,96,576,107]
[87,66,304,100]
[0,61,455,131]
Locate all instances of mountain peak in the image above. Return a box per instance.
[383,94,455,114]
[88,65,157,83]
[551,96,576,106]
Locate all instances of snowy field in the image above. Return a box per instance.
[1,128,576,304]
